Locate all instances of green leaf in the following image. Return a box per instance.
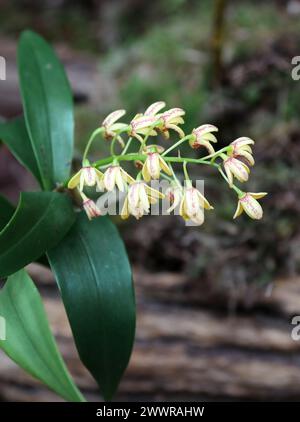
[0,192,75,277]
[0,269,85,401]
[0,116,42,186]
[48,213,136,401]
[0,194,14,230]
[18,30,74,190]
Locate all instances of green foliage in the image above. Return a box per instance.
[0,116,42,186]
[0,269,85,402]
[18,30,74,190]
[0,195,14,230]
[0,192,75,278]
[48,213,136,401]
[0,30,136,401]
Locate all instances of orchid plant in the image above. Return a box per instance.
[0,31,267,402]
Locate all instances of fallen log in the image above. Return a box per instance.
[0,265,300,402]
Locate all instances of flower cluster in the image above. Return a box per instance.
[67,102,267,224]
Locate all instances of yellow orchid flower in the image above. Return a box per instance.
[101,109,128,146]
[121,181,164,220]
[233,192,267,220]
[142,152,172,182]
[128,101,166,143]
[165,183,183,213]
[223,156,250,187]
[68,165,104,192]
[229,137,255,166]
[189,124,218,154]
[179,186,214,225]
[103,165,135,192]
[144,101,166,117]
[159,108,185,139]
[80,192,101,220]
[102,110,128,138]
[129,115,158,143]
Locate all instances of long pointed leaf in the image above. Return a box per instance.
[48,213,136,401]
[0,269,85,401]
[18,30,74,190]
[0,192,75,277]
[0,194,14,230]
[0,116,42,186]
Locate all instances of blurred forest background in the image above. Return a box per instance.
[1,0,300,402]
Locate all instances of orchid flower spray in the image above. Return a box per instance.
[67,102,267,225]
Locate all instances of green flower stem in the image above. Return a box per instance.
[162,135,194,156]
[202,146,231,161]
[165,157,219,167]
[136,171,142,181]
[183,161,190,182]
[92,153,221,168]
[110,137,117,157]
[220,152,228,160]
[82,127,104,163]
[66,151,237,191]
[168,162,182,188]
[93,153,140,167]
[218,166,243,195]
[121,137,133,155]
[160,173,174,183]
